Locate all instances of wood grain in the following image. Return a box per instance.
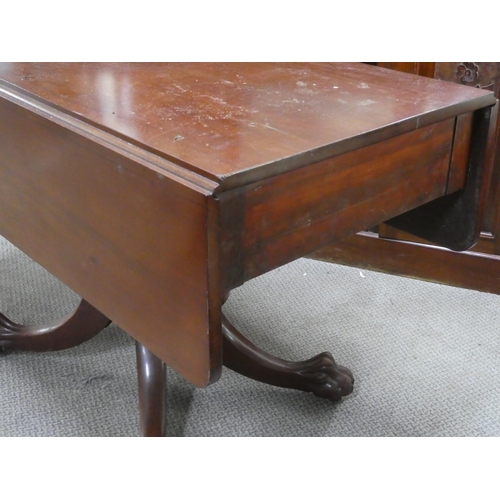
[0,97,221,387]
[376,62,437,78]
[448,112,474,194]
[0,62,496,386]
[312,231,500,295]
[220,119,456,288]
[313,62,500,294]
[1,62,498,434]
[0,63,495,191]
[380,112,474,243]
[0,299,110,352]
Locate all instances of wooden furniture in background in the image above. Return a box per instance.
[313,62,500,294]
[0,63,496,435]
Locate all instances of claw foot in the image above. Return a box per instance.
[222,313,354,402]
[0,299,110,352]
[298,352,354,401]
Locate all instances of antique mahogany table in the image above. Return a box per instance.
[0,63,497,436]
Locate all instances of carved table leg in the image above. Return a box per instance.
[136,342,166,437]
[0,299,111,352]
[222,313,354,401]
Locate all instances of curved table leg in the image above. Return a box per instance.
[0,299,111,352]
[136,342,166,437]
[222,313,354,402]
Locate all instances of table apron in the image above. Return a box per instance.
[219,117,459,289]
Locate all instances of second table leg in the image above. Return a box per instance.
[136,341,166,437]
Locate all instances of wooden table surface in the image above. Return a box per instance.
[0,62,494,190]
[0,63,496,399]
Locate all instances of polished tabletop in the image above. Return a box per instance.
[0,63,497,430]
[0,63,495,190]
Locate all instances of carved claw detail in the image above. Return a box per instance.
[297,352,354,401]
[222,313,354,402]
[0,299,111,352]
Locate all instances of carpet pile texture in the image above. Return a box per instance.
[1,236,499,436]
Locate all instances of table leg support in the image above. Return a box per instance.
[135,341,166,437]
[0,299,111,352]
[221,314,354,401]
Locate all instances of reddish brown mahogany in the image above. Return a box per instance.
[222,314,353,401]
[0,299,110,351]
[136,341,166,437]
[0,63,496,436]
[314,62,500,294]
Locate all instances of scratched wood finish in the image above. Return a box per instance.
[0,63,494,192]
[0,62,496,402]
[0,97,221,387]
[219,119,456,288]
[375,62,437,78]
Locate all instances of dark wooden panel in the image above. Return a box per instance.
[434,63,500,93]
[220,119,456,288]
[0,96,221,388]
